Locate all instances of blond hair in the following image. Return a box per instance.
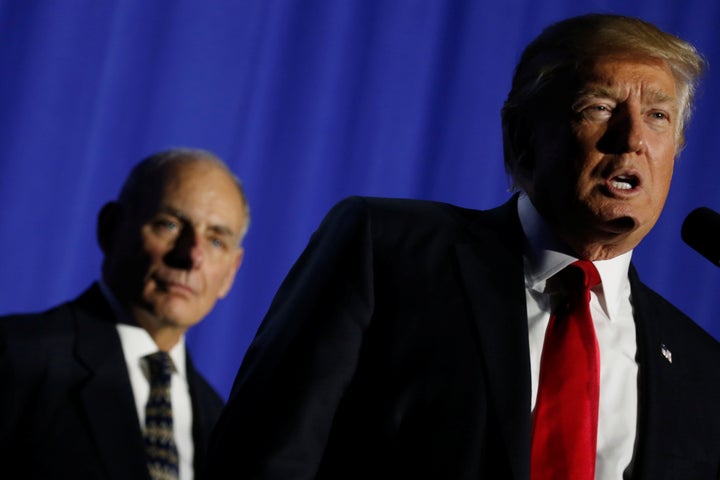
[502,14,706,189]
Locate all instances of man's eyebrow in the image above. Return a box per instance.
[207,224,237,238]
[645,88,676,106]
[158,206,189,222]
[572,85,677,106]
[570,86,617,110]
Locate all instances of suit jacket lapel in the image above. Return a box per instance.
[187,354,211,477]
[72,285,151,480]
[454,197,531,480]
[625,266,677,479]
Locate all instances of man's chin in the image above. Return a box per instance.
[601,216,637,234]
[147,298,200,328]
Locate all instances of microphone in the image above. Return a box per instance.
[681,207,720,267]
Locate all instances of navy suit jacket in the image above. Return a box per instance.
[207,195,720,479]
[0,283,224,480]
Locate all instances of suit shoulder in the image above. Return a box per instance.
[0,298,83,353]
[329,195,492,229]
[0,302,75,330]
[0,284,105,332]
[633,277,720,356]
[316,196,521,256]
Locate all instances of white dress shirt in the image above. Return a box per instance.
[99,281,195,480]
[517,194,638,479]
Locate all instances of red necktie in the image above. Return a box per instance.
[531,260,601,480]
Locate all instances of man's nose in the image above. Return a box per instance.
[599,107,647,154]
[164,228,204,270]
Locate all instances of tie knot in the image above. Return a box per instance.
[569,260,601,290]
[146,351,174,385]
[547,260,601,297]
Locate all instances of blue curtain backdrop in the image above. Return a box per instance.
[1,0,719,400]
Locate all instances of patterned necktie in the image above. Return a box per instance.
[531,260,601,480]
[144,351,179,480]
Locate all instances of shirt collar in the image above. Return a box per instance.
[517,194,632,320]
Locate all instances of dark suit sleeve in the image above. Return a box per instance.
[207,197,375,479]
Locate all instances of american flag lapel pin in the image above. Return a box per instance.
[660,343,672,364]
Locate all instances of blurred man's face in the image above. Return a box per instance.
[523,56,678,260]
[105,161,246,335]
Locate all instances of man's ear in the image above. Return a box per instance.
[97,201,121,255]
[502,111,538,196]
[508,117,536,173]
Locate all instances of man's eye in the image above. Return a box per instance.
[588,105,611,113]
[578,104,613,120]
[153,219,179,233]
[210,237,226,249]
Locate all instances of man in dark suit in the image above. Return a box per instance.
[206,14,720,480]
[0,148,250,479]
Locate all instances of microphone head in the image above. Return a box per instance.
[681,207,720,267]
